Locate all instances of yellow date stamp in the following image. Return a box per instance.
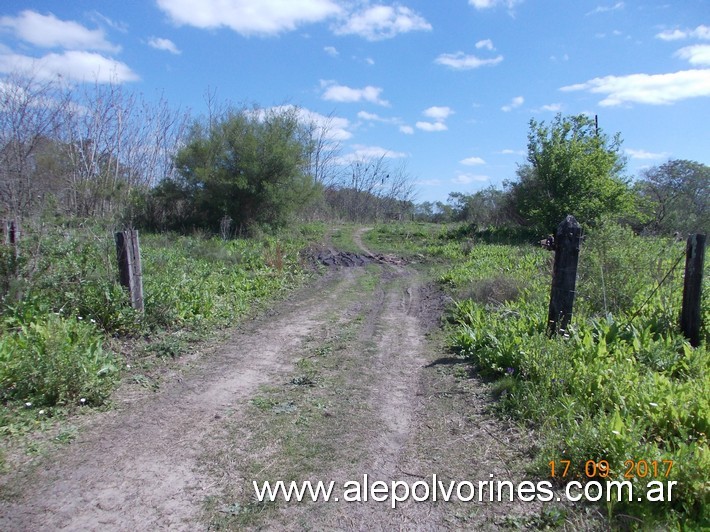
[548,459,674,479]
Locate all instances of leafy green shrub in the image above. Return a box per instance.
[3,225,140,336]
[463,275,525,306]
[0,314,118,407]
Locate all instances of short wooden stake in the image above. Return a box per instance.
[547,215,583,336]
[680,234,706,347]
[115,230,144,312]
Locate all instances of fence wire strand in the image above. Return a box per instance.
[623,248,687,328]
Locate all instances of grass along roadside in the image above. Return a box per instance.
[0,222,326,471]
[2,220,706,529]
[364,221,708,529]
[442,225,710,530]
[198,236,602,530]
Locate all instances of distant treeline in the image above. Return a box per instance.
[0,73,414,234]
[1,73,706,235]
[415,115,707,237]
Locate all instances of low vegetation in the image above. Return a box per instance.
[367,221,709,529]
[0,222,323,458]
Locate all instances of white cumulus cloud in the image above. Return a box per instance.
[435,51,503,70]
[0,50,138,83]
[0,10,119,52]
[320,80,389,106]
[148,37,181,54]
[655,25,710,41]
[260,105,352,141]
[416,121,447,132]
[358,111,381,121]
[337,144,407,164]
[156,0,342,36]
[423,106,454,120]
[334,4,431,41]
[501,96,524,112]
[468,0,521,10]
[539,103,563,112]
[452,172,489,184]
[561,69,710,106]
[460,156,486,165]
[586,2,625,16]
[416,106,453,132]
[625,148,669,160]
[475,39,495,50]
[675,44,710,66]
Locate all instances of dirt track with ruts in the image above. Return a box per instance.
[0,228,593,530]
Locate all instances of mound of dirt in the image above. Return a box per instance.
[315,250,407,268]
[317,250,373,267]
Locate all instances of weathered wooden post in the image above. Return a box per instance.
[547,215,583,336]
[115,229,144,312]
[3,218,20,262]
[680,234,705,347]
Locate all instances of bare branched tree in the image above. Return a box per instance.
[60,82,189,217]
[303,111,344,190]
[327,154,415,222]
[0,72,69,216]
[0,71,189,219]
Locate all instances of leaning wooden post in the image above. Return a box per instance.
[547,215,583,336]
[115,229,144,313]
[680,234,706,347]
[3,219,20,263]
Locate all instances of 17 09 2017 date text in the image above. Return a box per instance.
[548,459,674,479]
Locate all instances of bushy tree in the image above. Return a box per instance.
[163,106,319,233]
[508,114,633,232]
[635,159,709,235]
[413,201,453,223]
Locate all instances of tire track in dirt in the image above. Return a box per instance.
[0,270,359,531]
[353,230,424,479]
[249,228,565,530]
[247,228,433,530]
[328,263,430,530]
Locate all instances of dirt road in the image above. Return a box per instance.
[0,229,560,530]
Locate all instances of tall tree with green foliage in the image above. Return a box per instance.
[635,159,709,235]
[508,114,633,232]
[170,106,319,233]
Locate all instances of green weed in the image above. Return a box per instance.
[0,313,117,408]
[445,225,709,528]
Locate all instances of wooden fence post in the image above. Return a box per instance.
[680,234,705,347]
[3,219,20,262]
[547,215,583,336]
[115,229,144,312]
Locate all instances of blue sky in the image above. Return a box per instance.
[1,1,708,203]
